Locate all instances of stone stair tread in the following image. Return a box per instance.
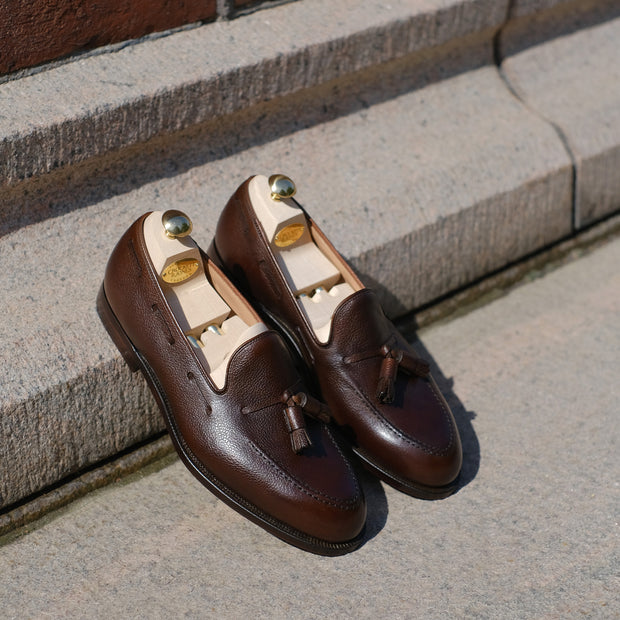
[501,16,620,225]
[0,0,508,187]
[2,235,618,617]
[0,58,571,509]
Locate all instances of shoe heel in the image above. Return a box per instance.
[96,284,141,373]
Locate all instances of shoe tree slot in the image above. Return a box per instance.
[249,175,356,342]
[143,211,266,387]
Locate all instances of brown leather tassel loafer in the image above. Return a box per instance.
[210,175,463,499]
[97,210,366,554]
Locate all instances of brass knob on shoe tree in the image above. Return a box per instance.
[162,210,193,239]
[269,174,296,201]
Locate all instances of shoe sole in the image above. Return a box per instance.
[351,447,459,500]
[96,284,364,556]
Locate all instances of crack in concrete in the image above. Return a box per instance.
[492,0,579,232]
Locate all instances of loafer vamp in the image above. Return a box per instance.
[327,290,455,451]
[174,332,366,542]
[103,215,365,546]
[316,291,462,488]
[319,364,462,489]
[213,177,463,496]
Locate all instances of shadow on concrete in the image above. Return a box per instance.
[357,469,389,546]
[411,338,480,491]
[498,0,620,59]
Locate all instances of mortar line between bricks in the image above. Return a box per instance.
[216,0,234,20]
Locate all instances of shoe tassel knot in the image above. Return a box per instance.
[283,392,332,453]
[376,346,430,404]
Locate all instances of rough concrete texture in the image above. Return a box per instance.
[501,16,620,226]
[509,0,595,18]
[0,55,573,508]
[1,236,618,618]
[0,206,165,509]
[0,435,173,536]
[501,0,620,57]
[0,0,508,186]
[334,66,572,313]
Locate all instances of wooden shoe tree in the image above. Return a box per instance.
[249,175,360,343]
[143,211,266,388]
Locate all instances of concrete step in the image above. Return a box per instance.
[1,0,620,514]
[0,0,508,189]
[500,4,620,226]
[0,59,572,512]
[2,235,618,618]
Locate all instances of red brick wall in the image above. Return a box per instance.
[0,0,220,75]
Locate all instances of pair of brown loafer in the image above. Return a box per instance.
[98,174,462,555]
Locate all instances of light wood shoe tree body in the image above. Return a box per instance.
[249,174,359,343]
[143,210,267,388]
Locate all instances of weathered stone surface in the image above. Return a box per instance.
[500,0,620,57]
[1,236,618,618]
[0,435,173,536]
[0,52,572,508]
[510,0,592,18]
[304,65,572,315]
[501,16,620,225]
[0,215,164,509]
[0,0,508,188]
[11,0,620,512]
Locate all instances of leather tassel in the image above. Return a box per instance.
[290,427,312,453]
[376,375,395,404]
[284,404,312,453]
[376,353,400,404]
[291,392,331,423]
